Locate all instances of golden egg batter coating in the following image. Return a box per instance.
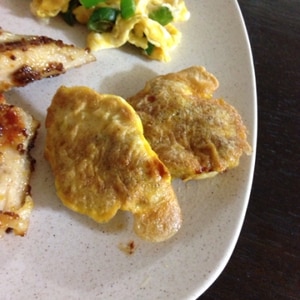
[45,86,182,242]
[127,66,252,181]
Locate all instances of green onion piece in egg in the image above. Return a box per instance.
[87,7,120,32]
[145,42,155,56]
[61,0,80,26]
[120,0,136,20]
[79,0,106,9]
[149,6,173,26]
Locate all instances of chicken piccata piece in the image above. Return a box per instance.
[0,28,95,92]
[45,86,182,242]
[0,94,39,237]
[127,66,252,181]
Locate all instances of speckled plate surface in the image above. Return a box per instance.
[0,1,256,299]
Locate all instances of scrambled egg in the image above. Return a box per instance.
[45,86,182,242]
[30,0,70,18]
[30,0,190,61]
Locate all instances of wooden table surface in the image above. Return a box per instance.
[200,1,300,299]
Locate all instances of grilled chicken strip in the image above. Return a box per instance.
[45,86,182,242]
[127,66,252,181]
[0,28,95,92]
[0,94,39,237]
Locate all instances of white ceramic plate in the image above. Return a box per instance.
[0,0,257,299]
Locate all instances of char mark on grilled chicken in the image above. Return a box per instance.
[0,94,39,237]
[0,28,95,92]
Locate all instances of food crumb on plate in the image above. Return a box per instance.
[118,240,137,255]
